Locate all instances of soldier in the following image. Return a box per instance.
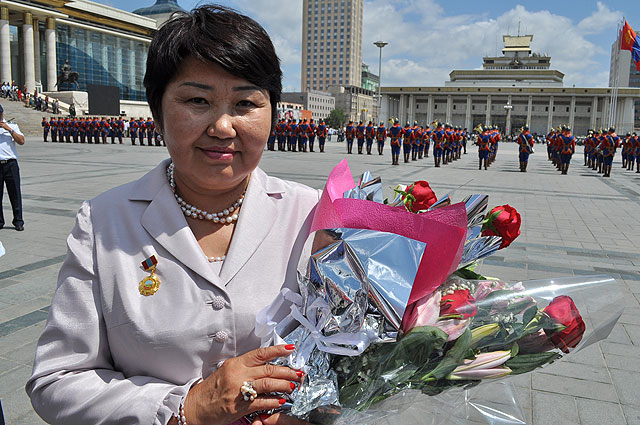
[274,118,284,151]
[376,121,387,155]
[145,117,154,146]
[79,117,87,143]
[402,122,413,163]
[477,125,491,170]
[558,126,575,175]
[266,125,276,151]
[432,122,445,167]
[365,121,375,155]
[116,116,125,144]
[633,132,640,173]
[316,119,328,153]
[388,119,403,165]
[411,121,420,161]
[289,119,298,152]
[626,132,636,171]
[356,121,366,154]
[297,118,309,152]
[601,127,618,177]
[308,118,316,152]
[99,117,108,144]
[50,117,58,143]
[546,128,555,161]
[584,129,593,167]
[462,128,468,154]
[41,117,49,142]
[129,118,138,145]
[517,126,533,172]
[345,120,355,154]
[423,124,431,158]
[622,132,632,169]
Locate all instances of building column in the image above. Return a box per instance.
[45,18,57,91]
[485,95,492,126]
[427,94,434,123]
[33,18,41,89]
[547,96,554,131]
[465,95,472,130]
[505,95,513,135]
[526,96,533,126]
[445,95,452,124]
[569,96,576,130]
[407,94,415,124]
[399,94,406,125]
[590,97,598,129]
[23,12,36,93]
[602,97,609,130]
[0,7,10,83]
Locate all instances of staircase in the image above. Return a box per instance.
[1,98,56,137]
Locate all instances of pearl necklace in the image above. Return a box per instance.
[166,163,245,225]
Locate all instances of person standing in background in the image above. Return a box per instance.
[0,104,26,231]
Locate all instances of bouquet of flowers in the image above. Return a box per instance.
[254,160,622,424]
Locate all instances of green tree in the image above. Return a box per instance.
[326,108,346,129]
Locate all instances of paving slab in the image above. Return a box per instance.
[0,139,639,424]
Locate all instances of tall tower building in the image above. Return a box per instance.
[301,0,363,91]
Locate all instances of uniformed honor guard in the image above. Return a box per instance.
[622,132,633,170]
[41,117,49,142]
[117,117,125,144]
[317,119,328,153]
[266,126,276,151]
[388,119,402,165]
[411,122,420,161]
[308,118,317,152]
[423,124,431,158]
[289,119,298,152]
[345,120,355,154]
[633,132,640,173]
[356,121,366,154]
[477,125,491,170]
[558,126,575,175]
[402,122,412,163]
[601,127,619,177]
[432,122,445,167]
[50,117,57,143]
[365,121,375,155]
[145,117,154,146]
[376,121,387,155]
[297,118,309,152]
[517,126,534,172]
[129,118,138,145]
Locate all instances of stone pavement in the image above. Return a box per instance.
[0,138,639,424]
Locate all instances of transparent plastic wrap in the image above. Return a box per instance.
[252,160,622,425]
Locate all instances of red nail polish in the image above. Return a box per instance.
[279,398,286,405]
[296,370,304,377]
[259,413,270,420]
[284,344,295,350]
[290,382,296,390]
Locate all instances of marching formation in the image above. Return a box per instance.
[41,116,164,146]
[545,126,577,175]
[474,124,501,171]
[582,128,639,176]
[269,118,329,152]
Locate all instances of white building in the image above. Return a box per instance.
[281,90,335,120]
[381,34,640,135]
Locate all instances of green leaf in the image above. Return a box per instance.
[510,343,520,358]
[421,328,473,381]
[453,266,487,280]
[523,305,538,325]
[505,352,562,375]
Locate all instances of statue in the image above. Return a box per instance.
[55,60,80,91]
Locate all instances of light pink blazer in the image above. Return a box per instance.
[26,159,320,424]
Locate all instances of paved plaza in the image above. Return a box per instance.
[0,138,639,424]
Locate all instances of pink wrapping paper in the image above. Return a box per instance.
[310,160,468,327]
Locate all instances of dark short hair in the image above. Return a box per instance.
[144,4,282,128]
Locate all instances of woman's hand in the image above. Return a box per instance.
[183,344,305,425]
[252,412,314,425]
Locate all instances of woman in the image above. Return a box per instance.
[27,5,318,425]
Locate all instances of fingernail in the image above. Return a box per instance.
[284,344,295,350]
[296,370,304,377]
[290,382,296,390]
[279,398,286,405]
[259,413,270,420]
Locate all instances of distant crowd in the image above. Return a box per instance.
[42,116,164,146]
[1,81,61,114]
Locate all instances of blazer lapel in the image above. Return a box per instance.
[219,168,277,285]
[139,168,222,288]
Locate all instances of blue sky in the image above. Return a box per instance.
[105,0,639,91]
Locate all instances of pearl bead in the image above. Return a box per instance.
[206,214,213,220]
[226,216,233,223]
[223,209,229,215]
[185,210,191,216]
[229,206,235,212]
[217,212,224,217]
[186,204,191,209]
[213,217,219,223]
[232,214,238,220]
[238,198,243,205]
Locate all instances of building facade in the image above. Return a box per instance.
[329,84,375,123]
[381,34,639,135]
[281,90,335,120]
[609,38,640,130]
[301,0,363,92]
[360,62,378,92]
[0,0,157,104]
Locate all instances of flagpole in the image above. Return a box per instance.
[609,19,623,129]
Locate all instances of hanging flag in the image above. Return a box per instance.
[632,35,640,71]
[620,20,637,51]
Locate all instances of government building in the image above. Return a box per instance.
[0,0,182,115]
[381,35,640,135]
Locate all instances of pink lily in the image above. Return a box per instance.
[474,280,509,301]
[448,350,512,380]
[434,317,471,341]
[402,291,441,333]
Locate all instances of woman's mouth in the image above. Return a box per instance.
[200,146,235,160]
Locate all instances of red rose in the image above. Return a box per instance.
[440,289,477,319]
[405,181,438,212]
[481,204,521,249]
[543,296,586,353]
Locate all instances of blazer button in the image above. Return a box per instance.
[211,296,226,310]
[217,359,226,368]
[214,330,229,343]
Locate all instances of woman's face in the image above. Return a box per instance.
[160,56,272,193]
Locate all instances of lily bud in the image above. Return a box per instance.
[448,366,512,380]
[470,323,500,346]
[447,351,512,380]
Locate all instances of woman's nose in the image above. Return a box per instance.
[207,113,236,139]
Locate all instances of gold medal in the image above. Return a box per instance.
[139,255,160,296]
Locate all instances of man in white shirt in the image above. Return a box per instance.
[0,103,26,230]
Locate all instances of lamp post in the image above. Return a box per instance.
[374,41,388,122]
[504,102,513,137]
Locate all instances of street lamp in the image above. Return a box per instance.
[374,41,388,122]
[504,102,513,136]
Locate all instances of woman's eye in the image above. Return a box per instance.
[189,97,208,105]
[237,100,256,108]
